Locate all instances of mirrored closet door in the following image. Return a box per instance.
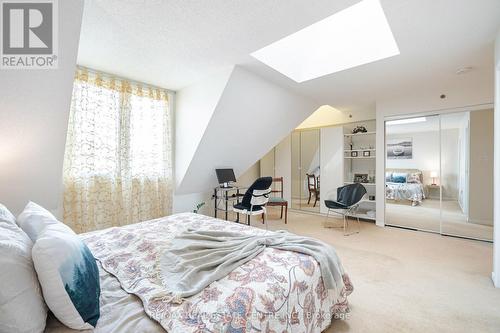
[385,115,441,233]
[440,110,493,240]
[291,129,320,213]
[384,110,494,241]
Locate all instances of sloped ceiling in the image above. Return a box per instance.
[77,0,500,195]
[79,0,500,114]
[175,67,234,187]
[176,67,319,194]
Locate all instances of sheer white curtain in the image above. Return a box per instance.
[63,68,173,233]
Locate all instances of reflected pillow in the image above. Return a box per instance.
[391,173,407,183]
[385,172,392,182]
[32,223,100,330]
[407,172,422,184]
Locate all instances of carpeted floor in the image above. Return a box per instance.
[291,197,321,213]
[386,199,493,241]
[240,208,500,333]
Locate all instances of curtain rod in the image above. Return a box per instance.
[77,65,177,94]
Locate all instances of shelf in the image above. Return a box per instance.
[359,199,377,204]
[344,182,376,186]
[344,149,376,152]
[344,156,376,159]
[344,131,376,137]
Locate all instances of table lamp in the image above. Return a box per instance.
[430,171,438,185]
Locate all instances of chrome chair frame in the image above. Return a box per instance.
[324,183,367,236]
[324,204,362,236]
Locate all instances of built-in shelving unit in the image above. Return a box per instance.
[343,121,377,221]
[344,149,376,152]
[344,181,376,186]
[344,131,376,137]
[344,156,376,159]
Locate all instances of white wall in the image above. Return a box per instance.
[297,105,376,129]
[172,161,260,216]
[177,66,318,194]
[275,135,292,204]
[260,148,275,178]
[173,192,211,215]
[175,66,234,187]
[0,1,84,217]
[493,29,500,288]
[386,129,459,200]
[319,126,344,214]
[386,131,439,172]
[468,110,494,226]
[237,162,261,187]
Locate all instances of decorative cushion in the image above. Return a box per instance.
[0,203,16,225]
[17,201,60,242]
[32,223,101,330]
[391,172,408,183]
[0,222,47,333]
[385,172,393,182]
[407,172,422,184]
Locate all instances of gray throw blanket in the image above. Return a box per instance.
[158,228,346,302]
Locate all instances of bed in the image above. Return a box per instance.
[385,168,426,206]
[45,212,353,333]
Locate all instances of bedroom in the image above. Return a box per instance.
[1,0,500,333]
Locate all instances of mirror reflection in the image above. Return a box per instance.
[385,110,493,241]
[292,129,320,212]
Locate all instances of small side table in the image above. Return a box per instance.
[426,184,441,199]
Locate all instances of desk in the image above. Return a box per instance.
[213,186,247,221]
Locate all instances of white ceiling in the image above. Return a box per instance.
[386,111,470,134]
[78,0,500,114]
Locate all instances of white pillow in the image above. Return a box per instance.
[32,223,101,330]
[0,222,47,333]
[0,203,16,225]
[17,201,60,242]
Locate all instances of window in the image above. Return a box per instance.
[63,67,173,232]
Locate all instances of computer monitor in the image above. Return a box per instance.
[215,169,236,187]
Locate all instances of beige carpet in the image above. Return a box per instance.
[292,197,321,213]
[235,208,500,333]
[386,199,493,241]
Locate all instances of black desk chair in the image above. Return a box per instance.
[233,177,272,226]
[324,183,367,236]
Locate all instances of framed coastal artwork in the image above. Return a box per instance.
[387,138,412,159]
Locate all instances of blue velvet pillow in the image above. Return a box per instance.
[391,173,407,183]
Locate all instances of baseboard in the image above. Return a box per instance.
[493,272,499,288]
[468,218,493,226]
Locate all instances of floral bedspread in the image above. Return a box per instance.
[82,213,353,333]
[386,182,425,205]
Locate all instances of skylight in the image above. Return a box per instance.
[251,0,400,83]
